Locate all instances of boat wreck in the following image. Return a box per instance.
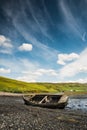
[23,93,68,109]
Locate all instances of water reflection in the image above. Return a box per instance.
[66,96,87,111]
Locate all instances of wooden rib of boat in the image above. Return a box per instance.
[23,93,68,109]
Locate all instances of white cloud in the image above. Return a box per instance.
[36,69,58,76]
[0,35,6,42]
[76,78,87,83]
[0,35,13,48]
[1,53,87,83]
[0,68,11,74]
[0,35,13,54]
[57,78,87,83]
[1,58,40,82]
[64,78,87,83]
[59,48,87,78]
[1,47,87,83]
[18,43,33,51]
[57,53,79,65]
[17,76,36,82]
[0,49,12,54]
[18,68,58,82]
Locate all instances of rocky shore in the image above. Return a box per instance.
[0,95,87,130]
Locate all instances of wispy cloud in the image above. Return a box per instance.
[41,0,54,26]
[59,0,84,40]
[3,2,58,61]
[82,32,86,42]
[13,20,58,61]
[1,0,87,83]
[18,0,53,42]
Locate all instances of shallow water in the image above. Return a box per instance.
[66,96,87,111]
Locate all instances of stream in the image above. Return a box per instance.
[66,95,87,111]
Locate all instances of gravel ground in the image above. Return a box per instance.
[0,96,87,130]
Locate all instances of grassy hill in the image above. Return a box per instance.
[0,76,87,94]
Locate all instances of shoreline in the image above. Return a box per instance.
[0,92,24,96]
[0,91,87,96]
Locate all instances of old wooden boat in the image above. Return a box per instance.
[23,93,68,109]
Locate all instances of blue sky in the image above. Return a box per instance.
[0,0,87,83]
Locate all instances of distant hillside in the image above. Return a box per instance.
[0,76,87,94]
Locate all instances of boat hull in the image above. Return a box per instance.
[23,94,68,109]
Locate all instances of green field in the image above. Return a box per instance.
[0,76,87,94]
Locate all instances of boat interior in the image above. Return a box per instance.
[29,94,62,104]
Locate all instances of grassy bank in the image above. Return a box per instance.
[0,76,87,94]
